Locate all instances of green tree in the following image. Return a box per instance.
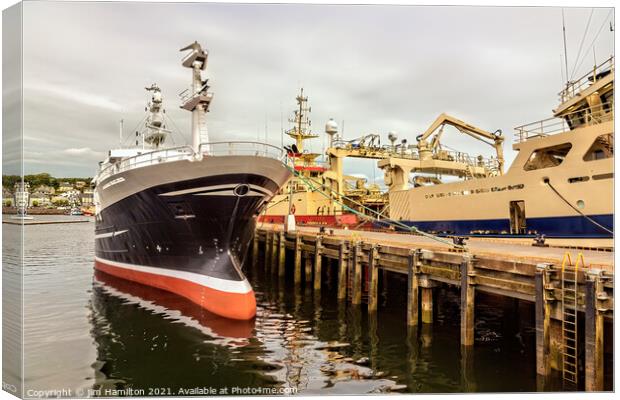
[52,198,69,207]
[2,175,21,190]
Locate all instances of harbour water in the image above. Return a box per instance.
[5,216,573,395]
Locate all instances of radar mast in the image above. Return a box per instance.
[179,41,214,153]
[286,88,318,153]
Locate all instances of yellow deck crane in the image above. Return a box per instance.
[378,114,505,191]
[415,113,505,175]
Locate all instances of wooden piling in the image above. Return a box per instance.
[460,255,475,346]
[253,224,615,385]
[304,253,312,282]
[535,264,552,377]
[252,233,259,265]
[293,233,302,284]
[314,236,323,291]
[352,242,362,305]
[368,245,379,312]
[585,270,605,391]
[421,287,433,324]
[407,250,420,327]
[278,232,286,278]
[460,344,476,392]
[337,241,348,300]
[265,231,272,268]
[271,232,278,273]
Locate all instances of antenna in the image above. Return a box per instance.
[562,9,569,84]
[280,101,284,147]
[264,114,269,144]
[119,119,124,146]
[560,54,566,85]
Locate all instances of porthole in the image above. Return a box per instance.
[576,200,585,209]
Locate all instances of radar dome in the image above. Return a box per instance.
[388,131,398,144]
[325,118,338,135]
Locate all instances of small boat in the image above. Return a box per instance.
[69,207,83,216]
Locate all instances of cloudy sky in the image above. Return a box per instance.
[7,2,616,181]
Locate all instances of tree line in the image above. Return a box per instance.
[2,173,93,191]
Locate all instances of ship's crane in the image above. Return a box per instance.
[415,113,505,175]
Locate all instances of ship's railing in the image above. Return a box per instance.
[96,141,287,183]
[331,141,500,172]
[559,56,614,103]
[514,101,614,143]
[178,87,213,105]
[198,141,286,160]
[96,145,195,183]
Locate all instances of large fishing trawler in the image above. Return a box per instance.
[383,57,614,241]
[93,42,291,320]
[258,89,366,227]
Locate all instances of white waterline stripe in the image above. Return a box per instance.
[94,256,252,294]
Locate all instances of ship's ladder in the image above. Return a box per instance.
[561,252,585,386]
[198,109,210,145]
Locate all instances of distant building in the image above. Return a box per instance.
[57,182,74,193]
[75,181,87,189]
[81,188,94,206]
[29,191,51,207]
[34,184,56,195]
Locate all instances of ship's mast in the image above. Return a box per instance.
[143,83,169,148]
[286,88,318,153]
[179,41,213,154]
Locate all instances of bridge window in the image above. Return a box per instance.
[523,143,572,171]
[583,134,613,161]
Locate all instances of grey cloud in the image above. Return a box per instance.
[14,2,613,182]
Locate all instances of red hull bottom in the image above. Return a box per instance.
[94,259,256,320]
[258,214,358,226]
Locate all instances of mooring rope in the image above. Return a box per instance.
[284,164,464,249]
[545,180,613,235]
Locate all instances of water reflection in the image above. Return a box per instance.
[93,270,255,341]
[90,270,277,393]
[21,218,554,394]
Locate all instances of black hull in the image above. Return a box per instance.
[94,170,283,319]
